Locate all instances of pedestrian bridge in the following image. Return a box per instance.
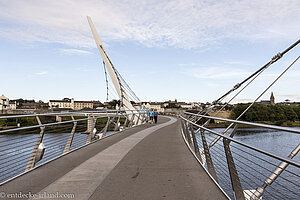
[1,17,299,200]
[0,110,300,200]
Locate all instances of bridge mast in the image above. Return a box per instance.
[87,16,140,125]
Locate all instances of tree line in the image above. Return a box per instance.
[231,103,300,123]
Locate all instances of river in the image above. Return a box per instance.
[208,127,300,199]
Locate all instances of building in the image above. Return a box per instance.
[162,99,181,108]
[178,102,193,109]
[74,101,93,110]
[0,94,17,111]
[92,101,103,109]
[140,102,164,112]
[19,102,48,109]
[259,92,275,105]
[49,98,94,110]
[49,98,74,109]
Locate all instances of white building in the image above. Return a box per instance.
[179,102,193,109]
[49,98,74,109]
[49,98,93,110]
[0,94,16,111]
[141,102,164,112]
[74,101,93,110]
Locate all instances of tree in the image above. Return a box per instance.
[230,103,297,122]
[108,99,120,107]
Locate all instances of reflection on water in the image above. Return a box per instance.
[212,127,300,160]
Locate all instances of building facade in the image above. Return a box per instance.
[49,98,94,110]
[140,102,164,112]
[0,95,16,111]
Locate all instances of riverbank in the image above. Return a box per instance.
[206,121,300,128]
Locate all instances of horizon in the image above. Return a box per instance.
[1,1,299,103]
[4,92,297,105]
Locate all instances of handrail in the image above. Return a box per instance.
[0,110,147,134]
[180,115,300,168]
[0,109,149,185]
[180,112,300,200]
[0,109,143,119]
[185,111,300,135]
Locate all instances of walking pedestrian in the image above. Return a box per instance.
[149,109,154,124]
[154,109,158,124]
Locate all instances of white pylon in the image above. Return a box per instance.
[87,16,141,125]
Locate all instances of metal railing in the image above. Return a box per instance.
[180,112,300,200]
[0,109,148,185]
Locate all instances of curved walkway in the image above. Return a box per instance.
[0,116,228,200]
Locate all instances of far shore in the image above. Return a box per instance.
[206,121,300,128]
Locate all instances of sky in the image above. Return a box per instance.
[0,0,299,104]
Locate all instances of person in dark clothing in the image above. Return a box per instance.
[153,109,158,124]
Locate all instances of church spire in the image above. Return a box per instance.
[270,92,275,105]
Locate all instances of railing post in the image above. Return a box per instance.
[200,129,218,182]
[56,115,62,122]
[86,115,96,144]
[184,121,193,147]
[180,119,187,137]
[190,125,201,162]
[129,114,135,127]
[102,117,111,137]
[113,116,121,133]
[223,137,245,200]
[25,116,45,172]
[63,116,77,154]
[136,111,141,125]
[221,124,245,200]
[142,111,147,123]
[85,114,96,133]
[123,116,129,129]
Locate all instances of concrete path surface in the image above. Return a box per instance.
[0,116,228,200]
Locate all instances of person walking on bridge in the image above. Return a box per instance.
[154,109,158,124]
[149,109,154,124]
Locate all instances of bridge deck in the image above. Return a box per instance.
[1,116,228,200]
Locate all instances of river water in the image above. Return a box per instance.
[208,127,300,199]
[0,128,299,199]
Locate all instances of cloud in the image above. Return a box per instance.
[35,71,48,75]
[0,0,299,49]
[183,65,251,79]
[223,61,252,66]
[60,48,93,55]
